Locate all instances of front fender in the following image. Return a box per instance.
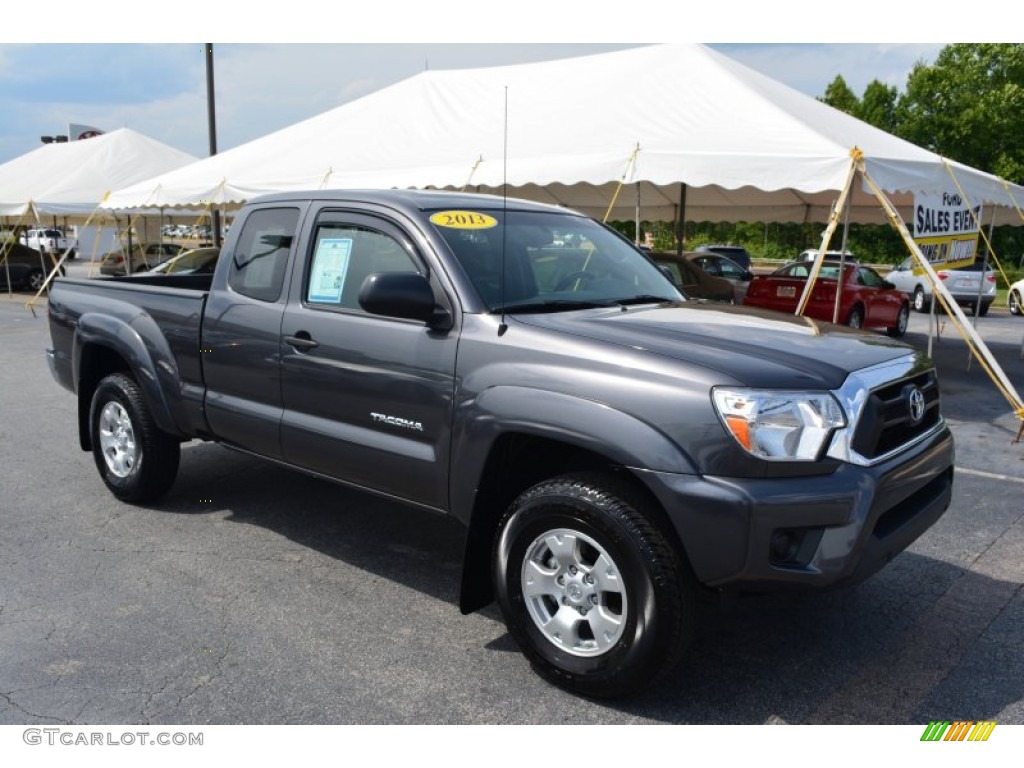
[450,385,699,523]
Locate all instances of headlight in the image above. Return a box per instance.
[712,388,846,461]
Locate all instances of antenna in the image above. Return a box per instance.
[498,85,508,336]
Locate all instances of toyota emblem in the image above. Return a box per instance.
[906,386,926,425]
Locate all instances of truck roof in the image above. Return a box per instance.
[247,188,578,217]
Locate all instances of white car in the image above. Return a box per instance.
[798,249,856,263]
[1009,277,1023,317]
[887,258,997,316]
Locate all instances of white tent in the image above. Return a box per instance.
[0,128,198,219]
[102,44,1024,225]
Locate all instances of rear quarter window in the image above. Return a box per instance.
[226,208,299,302]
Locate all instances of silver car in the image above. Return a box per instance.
[886,257,996,316]
[1009,277,1023,317]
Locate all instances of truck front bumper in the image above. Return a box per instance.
[637,424,954,590]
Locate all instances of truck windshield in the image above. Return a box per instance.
[430,209,681,312]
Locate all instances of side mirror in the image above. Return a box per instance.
[658,265,676,283]
[741,270,754,281]
[359,272,450,328]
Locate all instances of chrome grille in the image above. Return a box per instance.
[850,371,941,460]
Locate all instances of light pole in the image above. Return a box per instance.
[205,43,222,249]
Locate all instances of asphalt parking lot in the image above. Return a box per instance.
[1,270,1022,725]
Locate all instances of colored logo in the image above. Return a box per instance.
[920,721,996,742]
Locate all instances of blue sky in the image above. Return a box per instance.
[0,1,995,165]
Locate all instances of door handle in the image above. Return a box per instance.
[284,332,319,351]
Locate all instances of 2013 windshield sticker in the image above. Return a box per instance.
[429,211,498,229]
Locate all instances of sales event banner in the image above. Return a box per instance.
[912,192,982,274]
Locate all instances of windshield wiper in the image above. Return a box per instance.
[496,299,620,314]
[614,295,677,306]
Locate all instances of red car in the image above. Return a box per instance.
[743,261,910,337]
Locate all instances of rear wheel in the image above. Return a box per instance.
[493,473,694,698]
[90,373,180,502]
[912,286,929,313]
[1010,290,1022,316]
[26,269,45,292]
[887,303,909,338]
[846,305,865,330]
[978,302,990,318]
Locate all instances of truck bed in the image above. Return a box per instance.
[47,275,211,440]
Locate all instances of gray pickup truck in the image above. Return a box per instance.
[46,190,954,697]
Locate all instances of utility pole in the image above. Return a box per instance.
[205,43,222,248]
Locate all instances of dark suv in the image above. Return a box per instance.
[0,242,64,291]
[694,243,752,271]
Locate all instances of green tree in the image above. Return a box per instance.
[898,44,1024,183]
[820,75,860,115]
[857,79,902,133]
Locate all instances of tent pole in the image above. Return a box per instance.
[635,183,641,246]
[832,184,853,324]
[676,183,686,255]
[927,276,936,358]
[972,205,997,330]
[795,152,858,317]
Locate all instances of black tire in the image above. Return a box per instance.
[26,269,45,292]
[1010,290,1022,317]
[846,304,865,330]
[978,302,990,318]
[887,303,910,338]
[912,286,929,313]
[493,473,694,698]
[89,373,180,502]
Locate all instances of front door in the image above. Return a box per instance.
[279,211,458,510]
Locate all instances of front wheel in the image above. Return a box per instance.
[887,304,909,337]
[1010,290,1022,316]
[90,373,180,502]
[493,473,693,698]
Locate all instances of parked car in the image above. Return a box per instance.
[886,257,997,316]
[744,260,910,336]
[20,227,77,257]
[0,242,65,291]
[694,243,752,271]
[686,251,755,303]
[147,247,220,275]
[1008,276,1024,317]
[99,243,187,276]
[798,248,856,263]
[650,251,749,303]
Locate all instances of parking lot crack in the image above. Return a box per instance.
[0,691,70,725]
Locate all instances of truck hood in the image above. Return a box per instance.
[512,301,917,390]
